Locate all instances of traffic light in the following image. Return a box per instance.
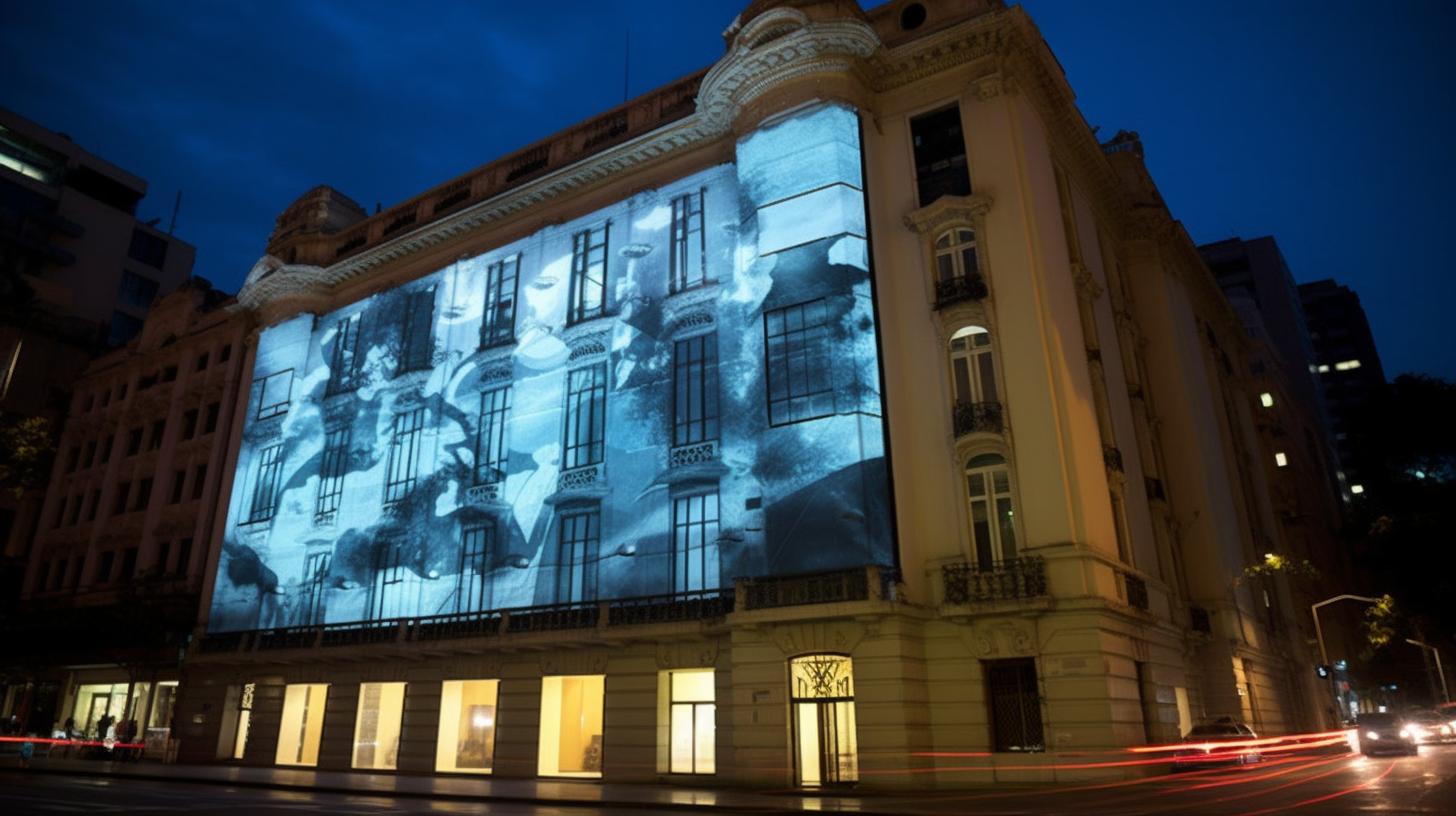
[1316,664,1331,679]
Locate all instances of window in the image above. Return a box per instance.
[935,228,980,282]
[1335,359,1362,371]
[1350,484,1366,495]
[327,315,361,395]
[910,105,970,207]
[562,364,606,470]
[966,453,1017,570]
[665,670,715,774]
[113,482,131,515]
[230,683,255,760]
[170,469,185,503]
[220,344,232,363]
[457,524,494,613]
[183,408,198,439]
[192,464,207,501]
[397,287,436,374]
[299,551,331,625]
[789,655,858,787]
[126,427,143,456]
[949,326,1000,435]
[316,427,350,519]
[85,489,99,522]
[156,540,171,573]
[368,540,419,621]
[276,683,328,767]
[985,658,1044,752]
[65,446,79,473]
[121,546,137,579]
[249,444,284,522]
[127,228,169,268]
[117,270,161,309]
[555,506,600,603]
[161,365,177,382]
[568,225,609,325]
[538,675,605,778]
[255,370,293,420]
[1274,452,1289,468]
[437,680,500,774]
[100,436,113,464]
[1259,392,1275,408]
[479,256,520,348]
[175,537,193,575]
[672,334,719,446]
[204,402,220,434]
[384,408,426,505]
[196,352,209,371]
[475,387,511,485]
[148,418,165,450]
[670,190,707,293]
[66,494,81,526]
[671,490,720,593]
[52,558,67,591]
[83,440,96,468]
[353,682,406,770]
[764,300,833,426]
[96,550,115,584]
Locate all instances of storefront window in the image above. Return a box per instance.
[233,683,255,760]
[352,682,406,770]
[436,680,499,774]
[276,683,328,767]
[667,670,715,774]
[538,675,604,778]
[72,682,128,739]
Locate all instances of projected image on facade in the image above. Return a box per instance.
[208,102,892,632]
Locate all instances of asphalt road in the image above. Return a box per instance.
[1,745,1454,815]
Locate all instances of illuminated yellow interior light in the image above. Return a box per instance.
[1274,452,1288,467]
[1259,392,1274,407]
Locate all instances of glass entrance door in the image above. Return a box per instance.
[789,655,858,787]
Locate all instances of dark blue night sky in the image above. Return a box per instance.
[2,1,1451,378]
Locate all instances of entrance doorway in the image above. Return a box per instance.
[85,694,111,737]
[789,654,858,787]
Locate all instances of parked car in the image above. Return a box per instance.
[1172,720,1262,769]
[1406,708,1456,744]
[1356,712,1419,756]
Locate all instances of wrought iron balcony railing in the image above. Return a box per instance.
[941,556,1048,605]
[934,273,989,309]
[739,567,873,611]
[953,400,1003,437]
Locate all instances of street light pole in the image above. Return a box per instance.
[1406,638,1450,704]
[1310,594,1384,725]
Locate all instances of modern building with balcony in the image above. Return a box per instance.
[0,280,246,750]
[173,0,1330,789]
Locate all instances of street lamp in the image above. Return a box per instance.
[1406,638,1450,704]
[1311,594,1384,726]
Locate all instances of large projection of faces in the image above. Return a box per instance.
[207,102,892,632]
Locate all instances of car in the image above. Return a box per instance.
[1406,708,1456,744]
[1171,720,1263,769]
[1356,712,1419,756]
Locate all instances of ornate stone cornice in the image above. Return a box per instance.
[901,193,994,235]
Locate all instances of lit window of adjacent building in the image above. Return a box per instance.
[248,444,285,522]
[568,225,610,325]
[1274,452,1289,468]
[456,523,494,614]
[1259,392,1275,408]
[1334,359,1362,371]
[672,333,719,447]
[1316,364,1330,373]
[555,505,600,604]
[664,669,715,775]
[437,679,500,774]
[480,256,520,348]
[326,314,360,395]
[910,105,971,207]
[384,407,426,505]
[1350,484,1365,495]
[255,370,293,420]
[538,675,605,778]
[562,364,606,470]
[966,453,1017,570]
[352,682,406,770]
[316,427,350,520]
[671,489,720,593]
[276,683,328,767]
[475,386,511,485]
[764,299,833,426]
[670,190,707,293]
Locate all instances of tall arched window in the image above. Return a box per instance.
[966,453,1017,569]
[949,326,1001,435]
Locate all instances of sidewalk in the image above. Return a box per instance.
[1,757,949,814]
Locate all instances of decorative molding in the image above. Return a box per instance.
[655,639,720,670]
[766,621,868,658]
[902,193,994,236]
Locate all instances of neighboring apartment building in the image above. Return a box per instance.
[1298,279,1388,496]
[174,0,1336,788]
[0,281,246,748]
[0,105,195,596]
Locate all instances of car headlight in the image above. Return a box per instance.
[1367,730,1380,739]
[1399,727,1415,739]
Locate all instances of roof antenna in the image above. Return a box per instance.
[168,189,182,234]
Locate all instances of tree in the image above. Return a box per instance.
[0,415,55,498]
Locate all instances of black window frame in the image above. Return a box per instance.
[255,370,294,421]
[397,287,436,375]
[248,444,285,522]
[316,426,350,519]
[384,407,426,505]
[985,657,1045,753]
[763,299,834,426]
[479,255,521,349]
[456,522,495,613]
[326,314,362,395]
[672,332,719,447]
[562,363,607,470]
[555,505,600,603]
[669,189,708,293]
[474,386,511,485]
[567,224,610,325]
[671,488,720,593]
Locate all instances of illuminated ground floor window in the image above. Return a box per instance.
[437,680,499,774]
[72,682,128,739]
[790,654,858,787]
[665,669,715,774]
[353,682,406,770]
[233,683,255,760]
[276,683,328,767]
[538,675,604,778]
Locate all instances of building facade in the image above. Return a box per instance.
[1298,279,1388,496]
[175,0,1334,788]
[0,281,246,748]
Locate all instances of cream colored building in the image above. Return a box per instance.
[175,0,1333,788]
